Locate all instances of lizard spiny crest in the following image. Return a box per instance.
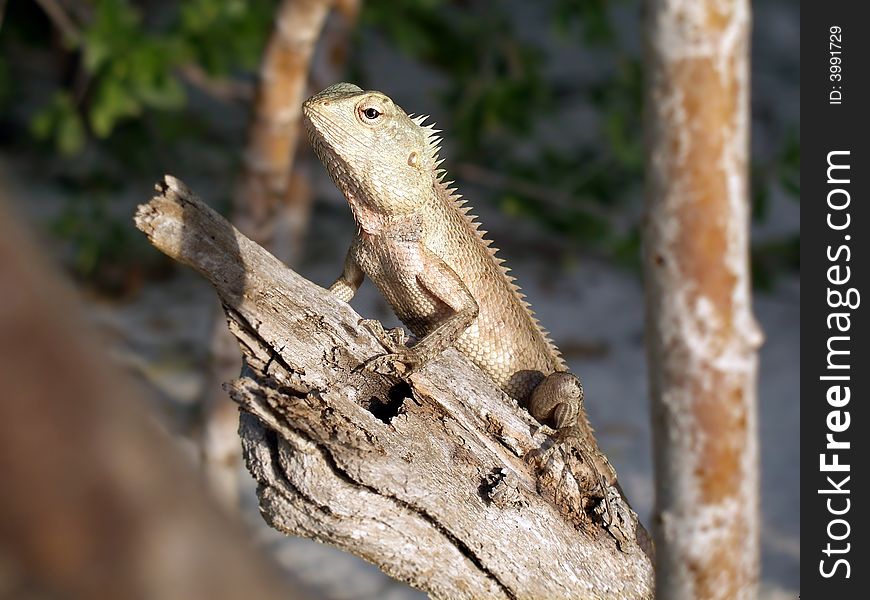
[304,83,565,369]
[421,117,565,367]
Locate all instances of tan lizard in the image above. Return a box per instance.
[303,83,570,406]
[302,83,637,544]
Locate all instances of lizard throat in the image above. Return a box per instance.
[344,190,382,235]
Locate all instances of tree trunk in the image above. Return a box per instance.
[234,0,335,247]
[136,176,656,600]
[642,1,763,598]
[200,0,338,506]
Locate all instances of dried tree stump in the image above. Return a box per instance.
[134,176,655,600]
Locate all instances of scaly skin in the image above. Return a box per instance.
[302,82,568,404]
[530,372,616,485]
[301,83,650,549]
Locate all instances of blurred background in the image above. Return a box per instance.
[0,0,798,598]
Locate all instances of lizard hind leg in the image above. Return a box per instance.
[528,371,584,429]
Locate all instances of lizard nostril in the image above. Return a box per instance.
[407,151,418,167]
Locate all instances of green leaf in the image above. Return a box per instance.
[30,92,86,155]
[56,107,86,155]
[90,77,141,138]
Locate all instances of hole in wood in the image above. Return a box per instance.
[366,382,411,423]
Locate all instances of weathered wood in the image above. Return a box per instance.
[642,1,762,598]
[200,0,338,508]
[135,176,655,599]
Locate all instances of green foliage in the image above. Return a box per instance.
[31,92,87,156]
[2,0,275,284]
[752,129,800,221]
[357,0,798,286]
[553,0,616,44]
[4,0,799,288]
[593,57,644,171]
[360,0,461,64]
[23,0,275,155]
[84,0,187,138]
[356,0,644,251]
[360,0,552,154]
[752,234,800,291]
[50,191,130,277]
[749,129,799,288]
[179,0,275,74]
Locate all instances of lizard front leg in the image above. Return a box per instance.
[329,249,410,356]
[328,248,364,302]
[365,247,479,375]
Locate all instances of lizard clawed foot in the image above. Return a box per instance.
[360,351,419,376]
[550,425,617,488]
[541,426,636,550]
[357,319,418,376]
[360,319,408,352]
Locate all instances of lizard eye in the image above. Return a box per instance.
[358,104,383,124]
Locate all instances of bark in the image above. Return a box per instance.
[135,176,656,600]
[200,0,337,506]
[642,1,763,598]
[0,195,310,600]
[234,0,338,250]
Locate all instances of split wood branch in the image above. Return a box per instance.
[134,176,656,600]
[198,0,338,508]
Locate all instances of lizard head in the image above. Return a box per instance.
[303,83,442,229]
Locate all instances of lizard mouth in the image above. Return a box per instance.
[301,104,325,152]
[301,104,364,213]
[301,106,337,179]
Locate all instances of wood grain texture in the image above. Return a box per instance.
[135,176,655,600]
[199,0,334,508]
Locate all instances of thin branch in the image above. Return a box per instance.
[177,63,254,105]
[34,0,81,45]
[198,0,335,509]
[643,1,761,598]
[454,162,614,221]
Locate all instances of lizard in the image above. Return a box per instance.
[301,82,638,547]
